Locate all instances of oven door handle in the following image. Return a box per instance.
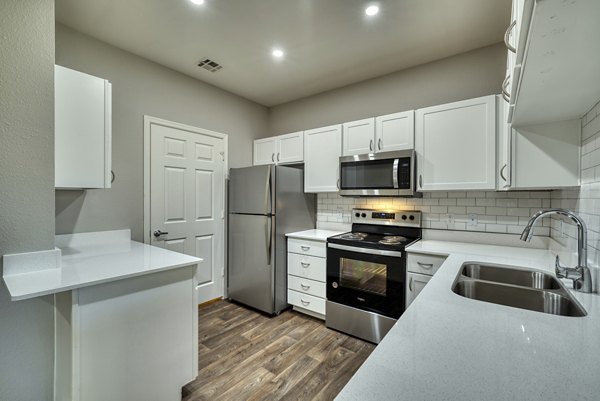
[392,158,399,189]
[327,243,403,258]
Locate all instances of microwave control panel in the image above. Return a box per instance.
[397,158,411,189]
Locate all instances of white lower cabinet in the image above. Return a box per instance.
[406,272,431,308]
[406,252,447,308]
[287,237,328,319]
[54,266,197,401]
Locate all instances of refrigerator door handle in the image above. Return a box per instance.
[266,217,273,266]
[263,165,272,214]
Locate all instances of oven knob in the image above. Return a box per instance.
[361,213,367,218]
[401,215,407,220]
[409,215,415,221]
[355,212,360,218]
[332,282,338,289]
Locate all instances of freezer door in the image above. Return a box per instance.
[228,213,275,313]
[229,165,274,215]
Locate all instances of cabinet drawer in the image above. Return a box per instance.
[288,289,326,315]
[288,275,326,299]
[288,238,326,258]
[288,253,326,282]
[407,252,447,275]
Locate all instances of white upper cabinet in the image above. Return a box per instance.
[277,132,303,164]
[342,118,375,156]
[55,65,112,189]
[253,137,277,165]
[304,124,342,193]
[506,0,600,126]
[254,132,303,165]
[415,95,497,191]
[375,111,414,152]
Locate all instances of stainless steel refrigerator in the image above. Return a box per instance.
[228,164,316,314]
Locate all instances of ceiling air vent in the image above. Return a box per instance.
[197,58,223,72]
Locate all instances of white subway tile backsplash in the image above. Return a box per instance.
[317,190,552,237]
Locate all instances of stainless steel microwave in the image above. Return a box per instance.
[338,150,420,197]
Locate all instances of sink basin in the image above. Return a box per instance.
[453,280,586,317]
[461,263,561,290]
[453,262,586,317]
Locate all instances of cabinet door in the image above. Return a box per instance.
[304,124,342,193]
[253,137,277,165]
[375,111,414,152]
[55,65,111,189]
[497,96,512,189]
[406,272,431,308]
[415,95,496,191]
[342,118,375,156]
[277,132,303,164]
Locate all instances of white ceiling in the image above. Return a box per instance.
[56,0,510,107]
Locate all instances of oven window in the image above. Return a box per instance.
[339,258,387,296]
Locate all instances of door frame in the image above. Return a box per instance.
[142,115,229,297]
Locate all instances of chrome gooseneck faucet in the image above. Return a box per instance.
[520,208,592,293]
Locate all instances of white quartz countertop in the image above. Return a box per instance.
[3,230,201,301]
[336,240,600,401]
[286,229,346,241]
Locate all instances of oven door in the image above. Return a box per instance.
[326,243,405,319]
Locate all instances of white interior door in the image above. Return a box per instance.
[148,118,225,304]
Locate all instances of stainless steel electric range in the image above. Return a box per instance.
[326,208,422,344]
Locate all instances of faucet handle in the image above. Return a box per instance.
[555,255,568,278]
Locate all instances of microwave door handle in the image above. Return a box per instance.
[393,159,399,189]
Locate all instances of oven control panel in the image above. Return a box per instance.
[351,208,421,227]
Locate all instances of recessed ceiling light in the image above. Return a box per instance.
[365,5,379,16]
[190,0,205,5]
[272,48,285,59]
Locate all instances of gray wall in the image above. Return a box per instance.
[55,24,270,241]
[268,43,505,136]
[0,1,56,400]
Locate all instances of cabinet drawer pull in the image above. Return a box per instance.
[300,262,310,268]
[300,298,310,306]
[419,174,423,189]
[409,276,413,292]
[378,138,382,150]
[417,262,433,269]
[277,153,280,162]
[504,20,517,53]
[300,284,311,291]
[500,164,508,182]
[369,139,373,151]
[300,246,310,251]
[271,153,275,162]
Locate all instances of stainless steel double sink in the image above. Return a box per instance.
[452,263,586,317]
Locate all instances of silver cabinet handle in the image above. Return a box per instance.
[300,246,310,251]
[378,138,382,150]
[504,20,517,53]
[409,276,413,292]
[337,178,340,190]
[417,262,433,269]
[277,153,280,162]
[502,75,511,102]
[369,139,373,151]
[300,284,311,290]
[500,164,508,182]
[300,298,310,306]
[271,153,275,162]
[419,174,423,189]
[300,262,310,268]
[153,229,169,238]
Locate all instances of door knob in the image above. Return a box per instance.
[153,229,169,238]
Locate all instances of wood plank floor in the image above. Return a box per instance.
[182,300,375,401]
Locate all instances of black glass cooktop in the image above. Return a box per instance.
[328,228,420,251]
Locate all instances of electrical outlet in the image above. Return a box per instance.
[468,214,478,226]
[447,214,454,224]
